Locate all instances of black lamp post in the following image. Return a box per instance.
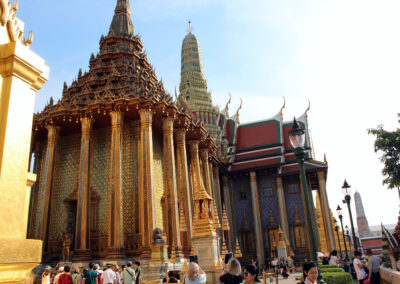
[336,205,349,260]
[341,180,358,250]
[345,225,352,252]
[289,117,325,284]
[334,218,343,260]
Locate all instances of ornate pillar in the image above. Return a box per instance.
[317,171,335,252]
[74,117,92,259]
[200,148,212,196]
[213,166,222,221]
[188,141,204,197]
[131,120,140,237]
[276,176,290,251]
[222,175,234,250]
[38,125,60,244]
[28,142,43,239]
[175,128,193,253]
[138,108,155,255]
[108,111,124,258]
[163,117,182,258]
[249,171,265,268]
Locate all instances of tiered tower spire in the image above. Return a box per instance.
[354,191,371,238]
[109,0,134,37]
[178,22,221,147]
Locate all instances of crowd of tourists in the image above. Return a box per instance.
[319,248,383,284]
[41,261,142,284]
[41,248,383,284]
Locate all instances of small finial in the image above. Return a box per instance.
[188,20,192,33]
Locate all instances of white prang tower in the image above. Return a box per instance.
[354,191,371,238]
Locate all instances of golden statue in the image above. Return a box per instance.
[62,232,71,262]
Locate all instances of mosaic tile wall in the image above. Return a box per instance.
[122,124,136,235]
[48,133,80,242]
[90,127,111,235]
[152,133,165,230]
[30,142,46,239]
[283,176,305,247]
[257,171,280,256]
[232,175,253,232]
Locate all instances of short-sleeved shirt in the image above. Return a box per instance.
[219,273,242,284]
[84,269,98,284]
[102,269,116,284]
[368,255,382,273]
[58,273,73,284]
[122,268,136,284]
[135,267,142,278]
[353,258,367,280]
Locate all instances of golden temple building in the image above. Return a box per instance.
[23,0,339,278]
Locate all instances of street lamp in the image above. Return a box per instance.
[345,225,352,251]
[341,180,358,249]
[336,205,349,260]
[289,117,325,284]
[334,218,343,261]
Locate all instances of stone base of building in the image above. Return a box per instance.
[192,234,219,284]
[0,238,42,283]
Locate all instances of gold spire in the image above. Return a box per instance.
[221,205,230,231]
[212,200,221,229]
[221,233,228,257]
[109,0,134,37]
[179,204,187,232]
[188,20,192,33]
[234,238,242,258]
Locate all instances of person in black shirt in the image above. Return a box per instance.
[219,258,243,284]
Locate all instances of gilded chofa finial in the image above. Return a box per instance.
[23,30,33,47]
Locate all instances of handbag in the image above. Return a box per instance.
[364,280,370,284]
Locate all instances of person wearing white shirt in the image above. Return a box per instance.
[102,264,117,284]
[353,250,368,284]
[329,250,339,266]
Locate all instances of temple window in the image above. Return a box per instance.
[263,187,274,198]
[238,191,248,200]
[288,183,299,193]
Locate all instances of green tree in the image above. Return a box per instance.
[368,125,400,197]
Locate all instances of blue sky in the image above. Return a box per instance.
[18,0,400,228]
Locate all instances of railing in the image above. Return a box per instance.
[263,268,279,284]
[380,267,400,284]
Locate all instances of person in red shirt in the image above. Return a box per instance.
[58,265,73,284]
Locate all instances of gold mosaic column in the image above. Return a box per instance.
[276,176,290,252]
[175,128,193,253]
[108,110,124,258]
[28,142,43,239]
[317,171,335,252]
[74,117,92,260]
[249,171,265,268]
[131,120,140,237]
[188,141,204,200]
[139,108,155,255]
[200,148,212,196]
[163,117,182,258]
[213,166,222,221]
[39,125,60,242]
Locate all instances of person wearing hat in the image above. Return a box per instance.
[54,267,65,284]
[42,265,55,284]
